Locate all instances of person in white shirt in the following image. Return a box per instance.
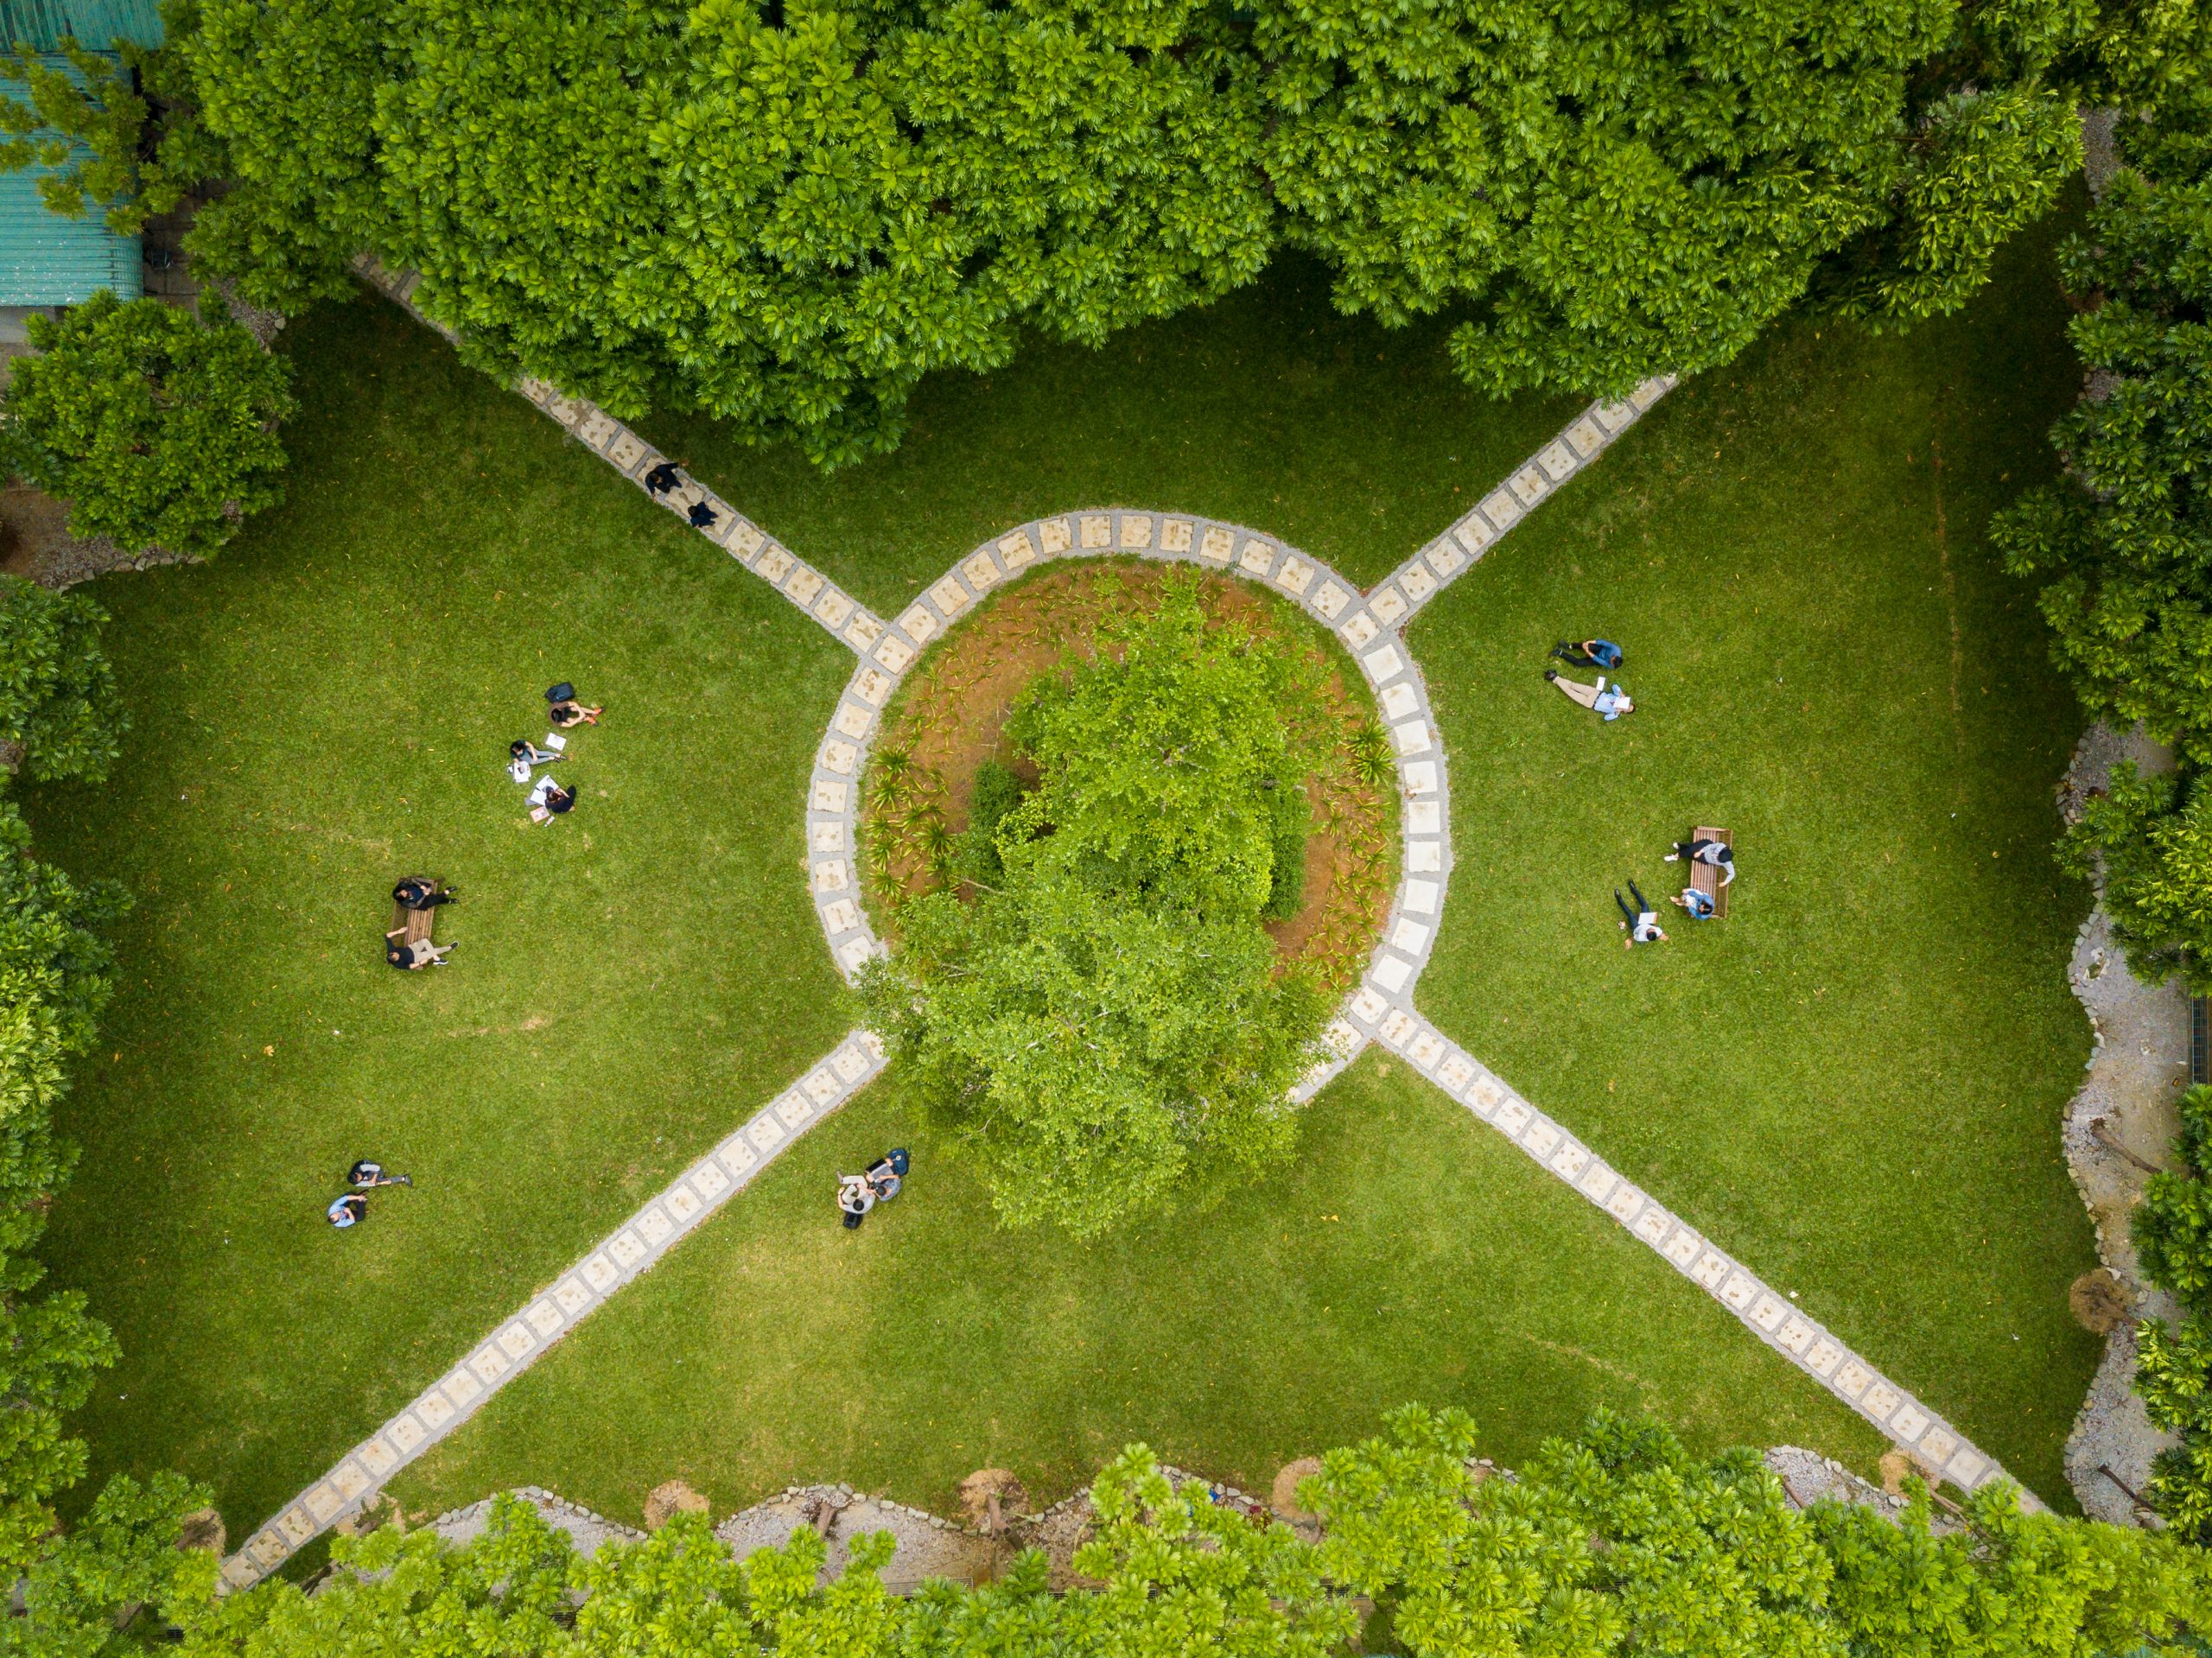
[1665,837,1733,883]
[1616,880,1668,945]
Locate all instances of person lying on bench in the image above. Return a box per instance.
[1670,886,1716,918]
[1664,837,1734,882]
[386,931,454,969]
[549,699,603,729]
[1545,670,1634,721]
[392,876,456,911]
[1550,638,1624,670]
[1616,880,1668,945]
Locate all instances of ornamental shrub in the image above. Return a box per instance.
[0,577,127,785]
[3,292,294,557]
[2058,764,2212,993]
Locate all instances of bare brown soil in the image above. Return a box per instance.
[862,560,1395,990]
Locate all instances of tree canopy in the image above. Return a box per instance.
[134,0,2210,464]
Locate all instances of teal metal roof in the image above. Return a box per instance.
[0,0,163,51]
[0,56,143,304]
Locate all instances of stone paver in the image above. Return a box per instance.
[219,1031,891,1591]
[350,257,886,657]
[1369,377,1677,626]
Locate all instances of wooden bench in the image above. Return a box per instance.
[387,886,437,961]
[1689,826,1732,919]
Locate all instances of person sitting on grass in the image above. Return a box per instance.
[1545,670,1634,721]
[1616,880,1667,945]
[348,1160,413,1189]
[866,1147,910,1202]
[1550,638,1624,670]
[1670,886,1716,919]
[549,699,602,729]
[837,1174,875,1230]
[1665,836,1734,883]
[327,1192,368,1229]
[529,778,576,819]
[385,931,455,969]
[391,875,456,911]
[509,738,563,780]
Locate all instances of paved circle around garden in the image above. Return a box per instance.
[218,264,2035,1594]
[802,514,1450,1102]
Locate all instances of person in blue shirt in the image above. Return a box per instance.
[328,1193,368,1229]
[1670,886,1716,918]
[1551,638,1624,670]
[1545,670,1635,721]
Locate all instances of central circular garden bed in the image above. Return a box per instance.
[861,559,1396,989]
[854,558,1400,1236]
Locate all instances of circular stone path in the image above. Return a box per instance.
[802,511,1453,1099]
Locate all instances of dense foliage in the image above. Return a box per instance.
[2130,1083,2212,1537]
[3,293,293,557]
[157,1412,2206,1657]
[863,579,1332,1235]
[0,577,126,785]
[0,35,188,236]
[132,0,2202,464]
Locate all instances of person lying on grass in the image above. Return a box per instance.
[1616,880,1668,944]
[348,1160,412,1189]
[1550,638,1624,670]
[1545,670,1633,721]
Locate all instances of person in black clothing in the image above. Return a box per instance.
[687,499,719,530]
[348,1160,413,1189]
[1664,837,1735,884]
[1615,880,1668,945]
[543,782,576,816]
[643,460,683,496]
[392,876,456,910]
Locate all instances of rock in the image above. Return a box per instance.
[1271,1457,1323,1520]
[643,1480,710,1529]
[176,1508,226,1554]
[2071,1267,2133,1334]
[957,1469,1029,1534]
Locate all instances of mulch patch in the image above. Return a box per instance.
[861,560,1395,989]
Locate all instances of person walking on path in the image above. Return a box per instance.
[1550,639,1624,670]
[392,876,456,911]
[687,499,719,530]
[1664,836,1734,884]
[327,1192,368,1229]
[348,1160,413,1189]
[1617,881,1667,944]
[1546,670,1634,721]
[643,460,685,497]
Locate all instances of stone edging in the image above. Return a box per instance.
[219,1032,888,1591]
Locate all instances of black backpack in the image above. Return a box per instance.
[545,682,575,704]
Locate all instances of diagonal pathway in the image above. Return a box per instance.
[1368,378,1675,619]
[219,271,2031,1590]
[352,258,890,658]
[219,1032,887,1590]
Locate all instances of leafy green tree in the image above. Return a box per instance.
[2057,764,2212,992]
[863,581,1332,1235]
[0,35,188,235]
[3,292,294,556]
[2127,1083,2212,1538]
[0,577,127,785]
[10,1471,220,1658]
[1995,86,2212,764]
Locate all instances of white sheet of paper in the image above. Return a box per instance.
[543,732,568,751]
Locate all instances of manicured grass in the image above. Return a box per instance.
[19,298,858,1528]
[391,1048,1885,1527]
[1410,214,2101,1502]
[639,251,1584,609]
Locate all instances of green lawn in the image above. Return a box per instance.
[21,213,2101,1547]
[21,299,857,1528]
[1410,215,2101,1501]
[391,1050,1883,1527]
[639,251,1583,607]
